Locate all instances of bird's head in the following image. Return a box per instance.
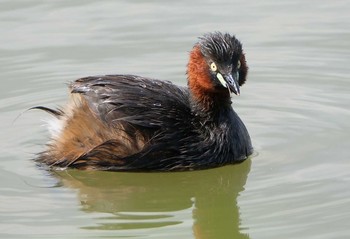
[187,32,248,102]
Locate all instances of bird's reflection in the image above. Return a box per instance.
[54,160,251,238]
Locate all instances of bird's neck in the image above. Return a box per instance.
[187,45,232,113]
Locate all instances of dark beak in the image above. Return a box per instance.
[224,72,240,96]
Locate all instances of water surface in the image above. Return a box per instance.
[1,0,350,238]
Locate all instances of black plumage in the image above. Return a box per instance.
[35,32,253,171]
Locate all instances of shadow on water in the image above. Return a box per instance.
[54,160,251,238]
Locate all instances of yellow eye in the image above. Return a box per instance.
[210,62,217,72]
[237,61,241,69]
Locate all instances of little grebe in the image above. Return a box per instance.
[35,32,253,171]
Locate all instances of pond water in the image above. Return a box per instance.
[1,0,349,238]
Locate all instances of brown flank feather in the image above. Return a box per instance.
[38,94,148,169]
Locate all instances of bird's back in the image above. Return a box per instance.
[72,75,191,128]
[37,75,202,170]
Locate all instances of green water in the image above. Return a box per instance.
[1,0,349,238]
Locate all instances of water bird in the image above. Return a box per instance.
[34,32,253,171]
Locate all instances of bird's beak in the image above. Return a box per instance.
[216,72,240,96]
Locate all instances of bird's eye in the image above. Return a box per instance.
[210,62,217,72]
[237,61,241,69]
